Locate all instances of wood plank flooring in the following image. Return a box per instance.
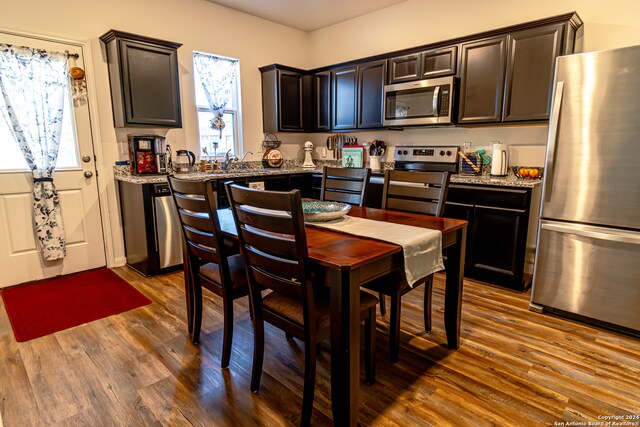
[1,267,638,426]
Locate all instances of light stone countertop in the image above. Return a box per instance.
[114,162,542,188]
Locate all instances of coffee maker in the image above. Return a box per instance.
[128,135,167,175]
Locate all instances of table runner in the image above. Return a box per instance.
[308,216,444,286]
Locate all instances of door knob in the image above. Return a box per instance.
[84,170,93,178]
[82,155,92,163]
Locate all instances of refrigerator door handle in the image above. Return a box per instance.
[543,81,565,203]
[541,222,640,245]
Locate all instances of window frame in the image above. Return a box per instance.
[192,51,243,159]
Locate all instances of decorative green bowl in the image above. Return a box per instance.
[302,201,351,222]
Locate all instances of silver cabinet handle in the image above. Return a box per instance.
[84,170,93,178]
[543,81,564,202]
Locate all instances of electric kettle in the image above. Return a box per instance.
[490,142,508,177]
[173,150,196,174]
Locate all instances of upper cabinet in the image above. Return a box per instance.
[314,71,332,132]
[388,46,457,84]
[357,60,387,128]
[100,30,182,128]
[502,24,564,122]
[260,65,309,133]
[459,15,582,124]
[458,36,508,124]
[332,60,386,130]
[260,12,582,131]
[332,66,358,130]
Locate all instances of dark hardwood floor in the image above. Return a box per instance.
[1,267,638,426]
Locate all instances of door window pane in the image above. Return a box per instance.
[0,86,79,171]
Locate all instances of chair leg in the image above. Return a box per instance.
[301,334,317,427]
[221,294,234,369]
[191,277,203,345]
[250,298,265,393]
[379,292,386,316]
[364,306,377,385]
[424,275,434,333]
[389,293,402,363]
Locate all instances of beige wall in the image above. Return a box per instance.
[1,0,310,265]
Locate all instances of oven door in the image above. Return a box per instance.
[383,76,454,126]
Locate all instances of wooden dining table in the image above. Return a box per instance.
[215,205,467,426]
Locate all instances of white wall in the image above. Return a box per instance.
[1,0,310,265]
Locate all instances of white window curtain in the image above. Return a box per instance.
[0,43,68,261]
[193,52,238,133]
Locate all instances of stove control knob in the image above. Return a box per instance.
[403,150,408,155]
[446,150,452,156]
[440,150,445,156]
[397,150,402,155]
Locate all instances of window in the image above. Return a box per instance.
[193,52,241,158]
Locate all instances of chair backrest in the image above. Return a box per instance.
[382,170,451,216]
[168,177,226,265]
[226,183,310,303]
[320,166,371,207]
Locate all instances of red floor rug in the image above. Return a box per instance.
[1,268,151,342]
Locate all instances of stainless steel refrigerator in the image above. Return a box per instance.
[530,45,640,334]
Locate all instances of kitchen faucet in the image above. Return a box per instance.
[220,149,238,170]
[239,151,253,168]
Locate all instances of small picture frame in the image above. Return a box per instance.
[342,147,364,168]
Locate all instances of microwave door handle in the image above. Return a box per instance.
[432,86,440,116]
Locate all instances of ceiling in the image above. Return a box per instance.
[205,0,409,32]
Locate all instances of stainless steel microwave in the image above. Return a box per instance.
[383,76,455,126]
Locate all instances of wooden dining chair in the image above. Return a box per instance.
[226,182,377,426]
[168,177,249,369]
[320,166,371,207]
[363,169,451,362]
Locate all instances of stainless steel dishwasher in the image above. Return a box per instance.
[118,180,183,276]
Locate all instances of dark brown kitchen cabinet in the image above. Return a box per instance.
[444,184,533,290]
[421,46,458,79]
[314,71,331,131]
[388,47,457,84]
[458,36,508,124]
[388,53,421,84]
[332,60,386,130]
[260,65,309,132]
[100,30,182,128]
[502,24,564,122]
[357,60,387,128]
[332,66,358,130]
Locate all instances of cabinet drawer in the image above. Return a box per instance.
[447,184,530,209]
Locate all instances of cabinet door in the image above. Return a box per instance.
[458,36,507,124]
[357,60,387,128]
[388,53,421,84]
[469,205,528,289]
[119,39,182,127]
[503,24,564,122]
[314,71,331,131]
[332,66,358,130]
[422,46,458,79]
[278,70,305,131]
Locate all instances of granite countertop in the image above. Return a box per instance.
[114,162,542,188]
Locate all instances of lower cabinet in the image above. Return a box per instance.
[212,173,310,209]
[444,184,533,290]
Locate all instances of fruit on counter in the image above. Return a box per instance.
[516,167,541,178]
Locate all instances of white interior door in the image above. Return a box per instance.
[0,32,105,287]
